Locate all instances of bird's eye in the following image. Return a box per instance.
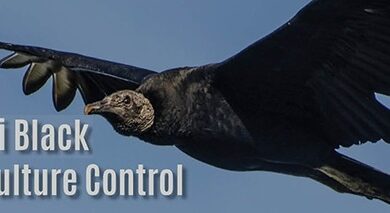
[123,96,131,104]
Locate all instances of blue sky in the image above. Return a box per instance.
[0,0,390,212]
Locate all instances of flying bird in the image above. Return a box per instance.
[1,0,390,204]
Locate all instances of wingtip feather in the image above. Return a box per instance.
[52,68,77,111]
[22,63,51,95]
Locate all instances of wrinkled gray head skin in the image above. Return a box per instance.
[84,90,154,136]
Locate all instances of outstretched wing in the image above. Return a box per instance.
[0,42,156,111]
[213,0,390,148]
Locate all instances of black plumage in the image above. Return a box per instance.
[1,0,390,204]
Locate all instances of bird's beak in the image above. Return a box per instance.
[84,101,103,115]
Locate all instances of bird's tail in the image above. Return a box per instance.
[314,152,390,204]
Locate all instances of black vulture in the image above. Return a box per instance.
[1,0,390,204]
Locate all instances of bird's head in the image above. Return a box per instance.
[84,90,155,136]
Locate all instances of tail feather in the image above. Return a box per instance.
[317,152,390,204]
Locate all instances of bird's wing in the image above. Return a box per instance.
[212,0,390,148]
[0,42,156,111]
